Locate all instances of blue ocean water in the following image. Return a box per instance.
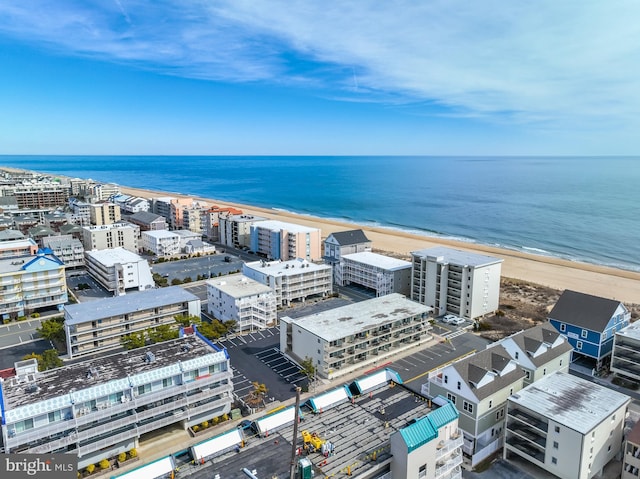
[1,156,639,272]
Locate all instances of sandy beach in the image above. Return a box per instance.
[118,185,640,305]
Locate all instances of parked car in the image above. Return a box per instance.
[450,317,466,326]
[224,256,232,262]
[442,314,457,323]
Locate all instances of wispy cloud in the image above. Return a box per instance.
[1,1,639,127]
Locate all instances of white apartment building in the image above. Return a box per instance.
[69,198,92,226]
[112,194,150,214]
[0,235,38,258]
[243,258,332,307]
[0,334,233,469]
[250,220,321,261]
[280,293,432,379]
[411,246,503,320]
[64,286,201,358]
[89,202,121,225]
[504,372,630,479]
[336,251,412,296]
[622,421,640,479]
[611,321,640,382]
[81,222,139,253]
[174,229,203,252]
[0,250,68,319]
[206,274,277,332]
[84,247,154,294]
[219,213,267,249]
[141,230,181,257]
[42,235,85,268]
[90,182,120,201]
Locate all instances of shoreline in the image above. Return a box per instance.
[117,184,640,305]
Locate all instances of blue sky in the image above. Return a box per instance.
[1,1,639,155]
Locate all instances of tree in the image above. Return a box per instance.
[37,317,65,343]
[148,324,179,344]
[246,381,268,408]
[300,356,316,383]
[22,349,63,371]
[174,314,201,327]
[120,332,146,350]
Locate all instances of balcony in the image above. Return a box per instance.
[435,453,463,479]
[506,435,545,463]
[436,432,464,460]
[507,422,546,448]
[508,408,548,433]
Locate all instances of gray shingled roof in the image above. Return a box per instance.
[509,323,574,368]
[548,289,623,332]
[452,346,525,400]
[328,229,371,246]
[130,210,165,224]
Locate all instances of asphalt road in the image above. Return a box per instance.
[0,339,53,370]
[0,318,43,350]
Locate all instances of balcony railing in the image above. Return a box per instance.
[436,432,464,460]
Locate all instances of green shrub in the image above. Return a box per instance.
[118,452,127,462]
[192,425,200,433]
[31,312,40,318]
[17,316,27,321]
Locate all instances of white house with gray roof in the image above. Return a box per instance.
[411,246,503,321]
[64,286,201,358]
[280,293,432,379]
[335,251,412,296]
[323,229,372,264]
[504,372,630,479]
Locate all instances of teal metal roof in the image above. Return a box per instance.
[427,401,459,430]
[400,416,437,453]
[399,401,459,453]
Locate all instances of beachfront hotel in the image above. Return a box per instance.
[0,249,68,319]
[334,251,412,297]
[411,246,503,321]
[84,247,154,294]
[504,372,629,479]
[219,213,267,249]
[243,258,332,307]
[0,333,233,469]
[249,219,322,261]
[206,273,277,332]
[64,286,201,358]
[81,222,140,253]
[280,293,432,379]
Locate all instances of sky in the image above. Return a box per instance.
[1,1,639,156]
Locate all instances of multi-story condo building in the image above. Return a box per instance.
[493,322,573,386]
[280,293,432,379]
[182,205,206,234]
[8,182,70,209]
[390,401,463,479]
[243,258,332,307]
[249,219,321,261]
[141,230,181,257]
[610,320,640,382]
[622,421,640,479]
[89,182,120,201]
[69,198,92,226]
[206,273,277,332]
[323,229,372,265]
[0,233,38,258]
[504,372,630,479]
[64,286,201,358]
[151,197,193,229]
[201,205,242,241]
[112,194,150,214]
[81,222,139,253]
[0,333,233,469]
[89,202,121,225]
[219,213,267,249]
[42,235,85,269]
[126,211,168,231]
[43,212,70,232]
[424,345,525,467]
[0,249,67,319]
[548,289,630,372]
[411,246,503,321]
[84,247,154,295]
[335,251,412,297]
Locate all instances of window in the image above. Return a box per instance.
[489,400,493,408]
[553,441,559,449]
[496,409,504,420]
[444,375,448,384]
[560,359,563,366]
[577,341,583,350]
[560,323,566,332]
[515,351,519,360]
[162,378,173,388]
[137,384,151,395]
[581,329,588,338]
[457,381,461,390]
[463,401,474,414]
[555,426,560,433]
[48,410,62,423]
[524,371,531,380]
[418,464,427,479]
[447,393,456,404]
[543,368,547,375]
[552,457,557,465]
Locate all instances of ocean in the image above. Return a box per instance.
[1,156,639,272]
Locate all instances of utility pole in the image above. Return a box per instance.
[289,387,302,479]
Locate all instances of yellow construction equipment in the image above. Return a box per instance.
[301,430,325,452]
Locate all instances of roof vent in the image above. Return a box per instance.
[144,351,156,363]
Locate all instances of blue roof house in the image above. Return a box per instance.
[390,401,462,479]
[548,290,630,372]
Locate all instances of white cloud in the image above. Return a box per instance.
[1,1,639,128]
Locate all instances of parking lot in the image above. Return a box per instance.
[151,254,243,282]
[255,347,307,386]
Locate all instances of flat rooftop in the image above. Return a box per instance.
[616,320,640,341]
[64,286,200,325]
[245,258,331,276]
[206,274,272,298]
[83,223,136,231]
[283,293,430,342]
[2,334,227,421]
[227,214,267,223]
[343,251,411,270]
[85,247,143,265]
[209,384,432,479]
[412,246,503,267]
[509,371,630,435]
[253,219,319,233]
[142,230,179,239]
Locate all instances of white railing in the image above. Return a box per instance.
[436,433,464,459]
[435,454,463,479]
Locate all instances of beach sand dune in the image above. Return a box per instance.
[119,185,640,305]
